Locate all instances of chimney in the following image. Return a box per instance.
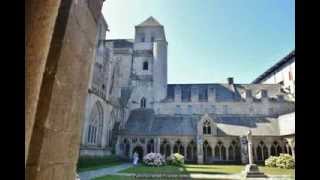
[228,77,234,85]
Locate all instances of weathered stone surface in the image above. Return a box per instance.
[25,0,62,165]
[26,0,104,179]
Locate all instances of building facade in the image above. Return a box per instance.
[80,17,295,164]
[252,51,295,97]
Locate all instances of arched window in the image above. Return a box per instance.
[173,140,184,155]
[256,141,269,161]
[187,140,197,162]
[140,97,146,108]
[143,61,148,70]
[203,120,211,135]
[160,139,171,157]
[214,141,226,160]
[147,139,155,153]
[87,101,103,146]
[228,140,239,161]
[203,140,212,163]
[271,141,282,156]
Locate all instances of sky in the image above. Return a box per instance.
[102,0,295,84]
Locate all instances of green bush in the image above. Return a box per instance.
[275,154,295,169]
[265,156,278,167]
[264,154,294,169]
[167,153,184,166]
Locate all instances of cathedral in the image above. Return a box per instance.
[79,16,295,164]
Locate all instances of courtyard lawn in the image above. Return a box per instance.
[120,164,294,176]
[94,175,131,180]
[120,164,187,174]
[183,164,243,174]
[77,155,127,172]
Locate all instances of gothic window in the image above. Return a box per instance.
[160,140,171,157]
[203,120,211,135]
[199,86,208,102]
[181,86,191,102]
[203,140,212,163]
[228,140,238,161]
[167,86,175,100]
[87,101,103,146]
[187,140,197,162]
[271,141,282,156]
[143,61,148,70]
[173,140,185,155]
[214,141,226,160]
[140,97,146,108]
[257,141,269,161]
[147,139,155,153]
[132,137,138,144]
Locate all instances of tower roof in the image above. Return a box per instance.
[136,16,162,27]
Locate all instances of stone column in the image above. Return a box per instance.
[287,138,295,160]
[240,136,248,164]
[197,135,204,164]
[226,146,229,161]
[25,0,104,179]
[156,137,161,153]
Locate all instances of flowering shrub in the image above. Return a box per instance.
[143,153,166,166]
[264,154,294,169]
[167,153,184,166]
[275,154,295,169]
[265,156,278,167]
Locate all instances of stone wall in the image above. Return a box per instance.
[26,0,104,179]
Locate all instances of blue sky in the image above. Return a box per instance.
[102,0,295,84]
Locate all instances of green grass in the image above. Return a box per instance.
[120,164,187,174]
[77,155,127,172]
[183,164,243,174]
[120,164,294,176]
[94,175,132,180]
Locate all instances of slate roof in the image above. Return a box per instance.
[136,16,163,27]
[119,109,282,136]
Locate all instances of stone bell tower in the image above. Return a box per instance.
[130,17,168,109]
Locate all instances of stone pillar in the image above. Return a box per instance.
[156,137,161,153]
[287,137,295,160]
[240,136,248,164]
[25,0,104,179]
[197,135,204,164]
[26,0,63,166]
[226,145,229,161]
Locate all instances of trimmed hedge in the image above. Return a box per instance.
[265,154,294,169]
[167,153,184,166]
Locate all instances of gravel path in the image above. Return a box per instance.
[78,163,133,180]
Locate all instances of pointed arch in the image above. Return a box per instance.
[147,139,155,153]
[203,140,212,163]
[186,140,197,162]
[140,97,146,108]
[87,101,104,146]
[173,140,184,155]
